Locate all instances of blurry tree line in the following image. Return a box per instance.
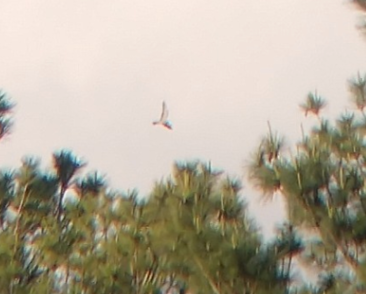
[2,1,366,293]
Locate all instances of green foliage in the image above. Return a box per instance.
[0,89,14,140]
[299,92,326,117]
[248,72,366,292]
[0,149,296,294]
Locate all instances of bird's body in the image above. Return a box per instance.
[153,101,172,130]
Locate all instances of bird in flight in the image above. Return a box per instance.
[153,101,172,130]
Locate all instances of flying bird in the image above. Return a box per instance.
[153,101,172,130]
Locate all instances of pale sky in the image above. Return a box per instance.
[1,0,366,237]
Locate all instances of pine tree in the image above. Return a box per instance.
[248,75,366,293]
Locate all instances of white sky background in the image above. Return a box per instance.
[1,0,366,237]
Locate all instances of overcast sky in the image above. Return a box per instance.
[1,0,366,237]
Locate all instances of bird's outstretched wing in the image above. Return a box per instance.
[160,101,169,122]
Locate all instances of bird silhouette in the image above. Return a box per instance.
[153,101,172,130]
